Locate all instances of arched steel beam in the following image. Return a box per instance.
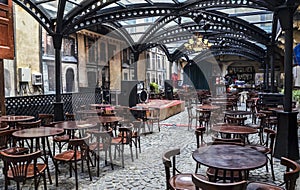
[182,0,278,12]
[141,0,269,45]
[13,0,54,34]
[101,22,136,52]
[193,49,264,63]
[65,4,178,34]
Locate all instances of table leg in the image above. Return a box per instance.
[41,137,52,184]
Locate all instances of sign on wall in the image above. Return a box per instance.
[0,0,14,59]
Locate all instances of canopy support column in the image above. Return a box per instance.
[52,34,64,121]
[274,6,299,160]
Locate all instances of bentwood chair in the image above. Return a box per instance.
[0,150,47,190]
[192,174,247,190]
[38,113,54,126]
[53,133,92,190]
[163,148,208,190]
[87,128,114,177]
[247,157,300,190]
[112,126,135,168]
[147,107,160,132]
[187,105,198,130]
[248,128,276,181]
[0,129,29,155]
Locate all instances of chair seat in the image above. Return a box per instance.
[246,182,284,190]
[111,137,128,144]
[1,147,29,155]
[248,145,271,154]
[53,135,70,142]
[169,173,207,190]
[7,163,47,179]
[89,142,104,151]
[206,167,246,181]
[54,150,82,161]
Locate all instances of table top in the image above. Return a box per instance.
[197,104,220,110]
[0,115,35,122]
[76,109,103,114]
[211,124,258,135]
[86,116,123,123]
[224,110,252,116]
[192,144,267,171]
[54,121,97,130]
[13,127,64,138]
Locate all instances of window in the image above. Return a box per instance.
[45,35,54,55]
[146,53,150,69]
[152,53,155,69]
[87,37,97,63]
[157,55,161,69]
[124,72,128,81]
[62,37,76,56]
[48,64,55,91]
[100,42,106,62]
[87,71,97,87]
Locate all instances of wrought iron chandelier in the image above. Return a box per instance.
[184,33,212,52]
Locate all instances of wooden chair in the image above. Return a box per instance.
[0,129,29,155]
[248,128,276,181]
[147,107,160,132]
[53,133,92,190]
[192,174,247,190]
[247,157,300,190]
[225,115,247,126]
[198,109,211,131]
[195,126,206,148]
[112,126,135,168]
[16,119,41,130]
[0,150,47,190]
[163,148,207,190]
[87,128,114,177]
[187,105,197,130]
[38,113,54,126]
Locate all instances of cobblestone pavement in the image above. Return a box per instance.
[1,103,300,189]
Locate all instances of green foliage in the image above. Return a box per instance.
[150,82,159,93]
[293,89,300,103]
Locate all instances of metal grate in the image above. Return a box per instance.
[5,91,102,119]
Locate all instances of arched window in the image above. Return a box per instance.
[66,68,74,92]
[100,42,106,62]
[4,68,11,96]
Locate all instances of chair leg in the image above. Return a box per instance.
[109,147,114,170]
[87,158,92,181]
[55,161,59,187]
[43,172,47,190]
[74,162,78,190]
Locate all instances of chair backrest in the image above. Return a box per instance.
[38,114,54,126]
[16,120,41,130]
[87,129,112,151]
[192,174,247,190]
[162,148,181,190]
[0,150,42,183]
[280,157,300,190]
[0,129,18,150]
[225,116,247,126]
[148,107,160,119]
[68,133,91,161]
[118,126,133,144]
[65,112,75,121]
[211,136,244,146]
[198,110,211,121]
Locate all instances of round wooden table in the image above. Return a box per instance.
[54,120,97,138]
[192,144,267,182]
[130,106,151,134]
[86,116,123,135]
[0,115,35,128]
[13,127,65,184]
[197,104,220,110]
[211,124,258,135]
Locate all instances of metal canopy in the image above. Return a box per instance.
[12,0,298,62]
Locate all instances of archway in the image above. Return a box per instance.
[183,63,209,90]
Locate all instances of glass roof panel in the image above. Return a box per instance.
[218,8,273,32]
[36,0,85,18]
[119,0,146,5]
[151,0,177,3]
[131,34,143,42]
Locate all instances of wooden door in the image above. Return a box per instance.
[0,0,14,59]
